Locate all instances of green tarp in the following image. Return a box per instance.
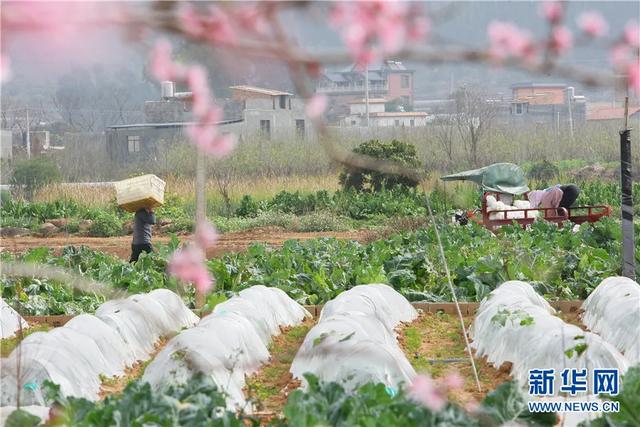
[440,163,530,195]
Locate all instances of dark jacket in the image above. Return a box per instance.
[132,209,156,245]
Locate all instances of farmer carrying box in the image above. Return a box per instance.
[113,174,166,263]
[130,207,156,262]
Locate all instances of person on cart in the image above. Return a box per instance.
[527,184,580,211]
[130,207,156,262]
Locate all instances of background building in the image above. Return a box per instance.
[316,61,415,115]
[106,84,312,165]
[341,99,429,127]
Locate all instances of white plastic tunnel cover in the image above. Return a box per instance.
[471,280,630,395]
[0,298,28,339]
[291,284,418,391]
[141,285,311,411]
[1,289,196,406]
[582,276,640,364]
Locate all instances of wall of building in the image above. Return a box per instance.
[144,100,190,123]
[387,73,413,104]
[242,98,310,140]
[342,115,427,127]
[371,115,427,127]
[349,103,385,115]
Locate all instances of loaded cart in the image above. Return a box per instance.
[441,163,610,230]
[114,174,166,212]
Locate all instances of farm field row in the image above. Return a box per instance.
[2,180,638,238]
[3,282,638,427]
[1,218,635,316]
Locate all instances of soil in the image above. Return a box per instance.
[397,312,512,406]
[0,227,378,260]
[99,336,168,399]
[245,318,315,424]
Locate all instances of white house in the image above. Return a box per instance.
[342,99,429,127]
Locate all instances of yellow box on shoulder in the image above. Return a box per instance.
[114,174,166,213]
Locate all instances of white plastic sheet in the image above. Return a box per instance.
[471,281,630,395]
[291,284,417,390]
[1,330,105,404]
[141,286,310,411]
[582,277,640,363]
[1,289,195,407]
[0,298,28,339]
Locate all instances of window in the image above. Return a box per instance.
[260,119,271,139]
[351,120,357,126]
[296,119,305,138]
[410,119,415,127]
[394,120,400,126]
[514,102,526,115]
[401,75,410,88]
[127,135,140,153]
[279,95,287,109]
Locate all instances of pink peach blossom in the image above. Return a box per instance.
[187,123,218,151]
[409,375,447,412]
[305,95,328,119]
[408,16,431,42]
[180,5,207,39]
[551,26,572,53]
[0,55,11,83]
[150,40,185,82]
[195,221,219,249]
[625,21,639,48]
[578,12,608,38]
[610,43,630,68]
[540,1,563,23]
[203,5,236,45]
[208,133,238,158]
[443,373,465,390]
[187,66,212,116]
[487,21,535,61]
[233,5,268,35]
[330,1,428,67]
[167,245,213,293]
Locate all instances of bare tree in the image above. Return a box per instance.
[453,86,499,167]
[432,115,457,169]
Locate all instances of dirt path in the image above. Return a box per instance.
[0,227,378,260]
[245,319,314,424]
[398,312,512,405]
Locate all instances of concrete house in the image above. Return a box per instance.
[508,83,586,126]
[340,99,429,127]
[229,85,309,140]
[106,83,312,164]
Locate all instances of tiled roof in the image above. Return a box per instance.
[587,106,640,121]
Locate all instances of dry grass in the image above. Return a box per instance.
[245,319,314,422]
[397,312,512,406]
[33,174,342,208]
